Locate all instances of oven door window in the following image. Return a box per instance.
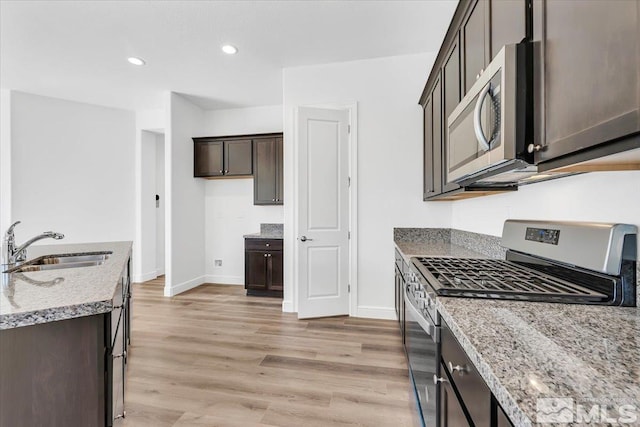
[404,291,438,426]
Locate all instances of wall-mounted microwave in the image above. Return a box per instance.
[446,43,538,186]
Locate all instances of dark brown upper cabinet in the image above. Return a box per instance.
[442,36,462,194]
[419,0,525,200]
[423,97,435,199]
[194,140,223,177]
[462,0,490,95]
[254,136,283,205]
[193,137,252,178]
[490,0,526,59]
[532,0,640,168]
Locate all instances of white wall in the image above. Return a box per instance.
[204,178,284,284]
[283,54,452,318]
[451,171,640,237]
[0,90,11,236]
[165,92,206,296]
[197,105,284,285]
[9,91,135,244]
[199,105,283,136]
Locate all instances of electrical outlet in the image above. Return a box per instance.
[214,259,222,267]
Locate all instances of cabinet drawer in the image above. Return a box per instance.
[245,238,283,251]
[441,321,491,427]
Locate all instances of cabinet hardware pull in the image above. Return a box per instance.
[266,243,270,247]
[113,304,124,309]
[268,254,272,257]
[448,361,467,374]
[433,375,448,384]
[225,170,229,174]
[527,143,542,153]
[113,351,127,359]
[114,411,126,420]
[264,254,268,258]
[219,170,223,174]
[272,198,276,201]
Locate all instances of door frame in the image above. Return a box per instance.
[293,102,358,317]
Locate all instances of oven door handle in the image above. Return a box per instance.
[473,83,493,152]
[404,291,438,343]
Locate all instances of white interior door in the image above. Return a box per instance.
[297,106,350,319]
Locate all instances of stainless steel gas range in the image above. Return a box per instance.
[403,220,637,427]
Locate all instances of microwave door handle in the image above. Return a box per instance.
[473,83,492,152]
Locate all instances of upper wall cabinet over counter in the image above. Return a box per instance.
[193,133,284,206]
[420,0,526,200]
[420,0,640,201]
[532,0,640,170]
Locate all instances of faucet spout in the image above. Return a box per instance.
[3,222,65,266]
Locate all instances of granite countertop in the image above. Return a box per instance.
[437,297,640,427]
[244,223,283,240]
[394,233,640,427]
[0,241,132,330]
[243,232,283,240]
[394,240,485,265]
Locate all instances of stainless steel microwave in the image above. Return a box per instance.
[446,43,536,186]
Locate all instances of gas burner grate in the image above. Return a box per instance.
[413,257,607,300]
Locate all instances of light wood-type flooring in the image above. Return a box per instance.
[123,278,417,427]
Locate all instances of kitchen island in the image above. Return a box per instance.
[395,229,640,427]
[0,241,132,427]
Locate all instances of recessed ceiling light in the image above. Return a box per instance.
[221,45,238,55]
[127,57,146,66]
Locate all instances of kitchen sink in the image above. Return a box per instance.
[3,251,112,273]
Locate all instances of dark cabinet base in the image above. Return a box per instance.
[246,288,283,298]
[244,238,284,298]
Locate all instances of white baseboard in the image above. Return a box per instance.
[134,270,159,283]
[164,275,206,297]
[204,274,243,285]
[156,268,165,276]
[282,300,294,312]
[354,305,396,320]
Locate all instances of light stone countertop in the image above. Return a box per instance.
[243,232,284,240]
[394,240,486,265]
[395,233,640,427]
[0,241,132,330]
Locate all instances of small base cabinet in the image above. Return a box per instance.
[245,238,283,297]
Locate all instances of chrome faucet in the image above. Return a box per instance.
[2,221,65,266]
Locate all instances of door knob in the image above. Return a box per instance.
[299,236,313,242]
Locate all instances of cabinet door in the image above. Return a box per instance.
[275,137,283,204]
[423,97,435,199]
[462,0,489,95]
[245,251,268,290]
[440,374,471,427]
[194,141,223,177]
[432,76,443,195]
[490,0,526,59]
[253,138,278,204]
[224,139,253,176]
[442,37,462,193]
[268,251,283,292]
[534,0,640,163]
[497,403,514,427]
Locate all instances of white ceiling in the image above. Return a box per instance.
[0,0,457,111]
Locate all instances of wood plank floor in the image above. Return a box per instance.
[123,278,417,427]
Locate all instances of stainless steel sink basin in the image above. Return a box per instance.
[4,251,112,273]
